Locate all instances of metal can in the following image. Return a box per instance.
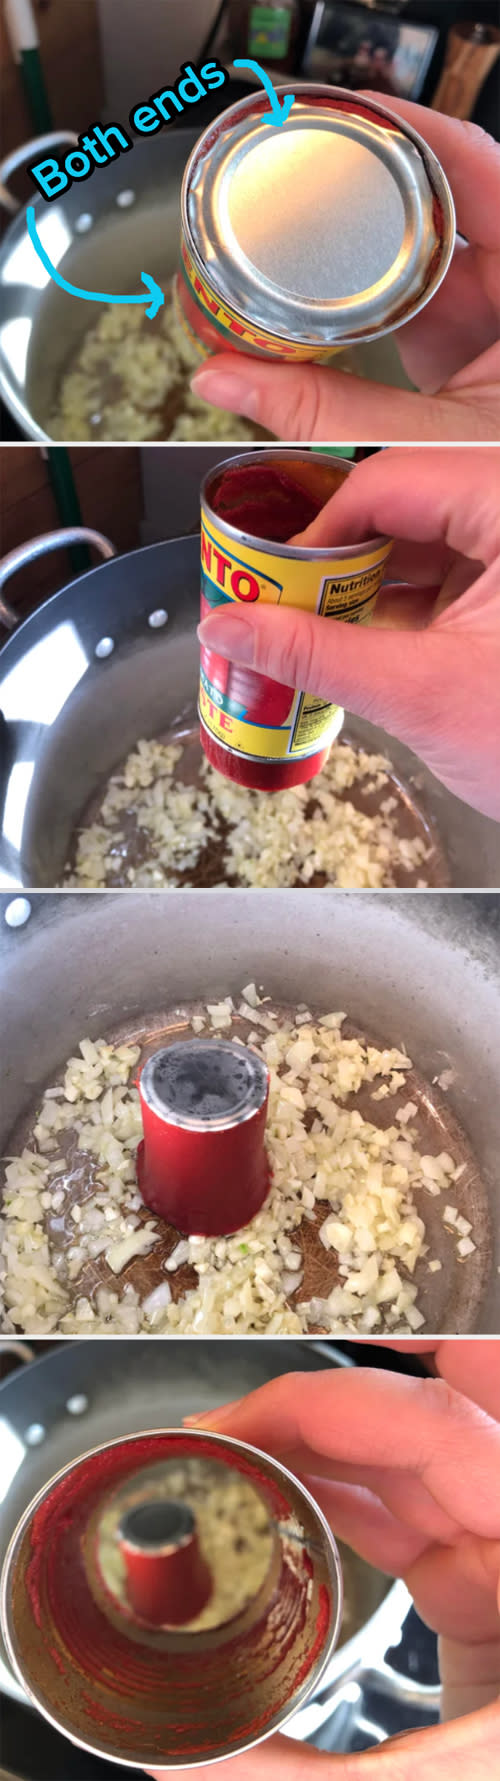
[0,1428,343,1769]
[199,450,393,791]
[175,84,455,361]
[136,1038,270,1235]
[115,1500,213,1628]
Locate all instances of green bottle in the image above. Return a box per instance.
[246,2,297,69]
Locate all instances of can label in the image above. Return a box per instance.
[178,239,331,362]
[200,507,392,763]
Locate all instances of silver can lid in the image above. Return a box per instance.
[182,86,455,347]
[139,1039,269,1131]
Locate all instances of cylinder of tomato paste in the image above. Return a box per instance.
[199,450,393,791]
[118,1499,212,1627]
[136,1038,270,1235]
[175,85,455,363]
[1,1429,343,1769]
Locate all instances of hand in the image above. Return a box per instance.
[387,1341,500,1422]
[145,1345,500,1781]
[190,99,500,444]
[197,447,500,820]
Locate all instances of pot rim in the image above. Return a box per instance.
[0,532,197,657]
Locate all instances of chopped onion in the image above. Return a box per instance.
[143,1281,172,1318]
[1,998,477,1339]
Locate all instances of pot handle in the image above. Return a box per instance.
[0,528,116,631]
[312,1653,441,1722]
[0,1340,34,1364]
[353,1659,440,1712]
[0,132,79,213]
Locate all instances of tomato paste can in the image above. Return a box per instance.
[0,1428,343,1768]
[175,84,455,361]
[117,1500,212,1627]
[199,450,393,791]
[136,1038,270,1235]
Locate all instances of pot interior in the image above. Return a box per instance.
[1,891,499,1330]
[0,538,200,886]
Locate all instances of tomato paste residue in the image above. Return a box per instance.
[81,1692,144,1733]
[293,1583,331,1690]
[48,1645,67,1677]
[211,464,322,542]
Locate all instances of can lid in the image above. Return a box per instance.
[139,1039,269,1131]
[183,88,455,346]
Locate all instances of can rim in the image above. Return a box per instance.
[118,1499,196,1556]
[0,1426,344,1770]
[181,84,456,347]
[138,1038,269,1131]
[200,450,391,561]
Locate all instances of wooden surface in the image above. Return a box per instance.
[0,0,103,157]
[0,446,143,617]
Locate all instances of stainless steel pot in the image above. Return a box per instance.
[0,1339,439,1750]
[2,526,500,889]
[1,889,499,1330]
[0,127,202,440]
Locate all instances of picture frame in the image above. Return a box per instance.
[303,1,440,102]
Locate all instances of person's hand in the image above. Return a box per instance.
[386,1340,500,1421]
[145,1345,500,1781]
[197,447,500,820]
[190,99,500,443]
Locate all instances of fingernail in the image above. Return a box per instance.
[190,368,258,418]
[197,613,256,664]
[183,1410,219,1424]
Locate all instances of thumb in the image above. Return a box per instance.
[198,600,443,748]
[190,354,457,444]
[146,1738,328,1781]
[145,1704,500,1780]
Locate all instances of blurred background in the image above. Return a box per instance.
[2,1,500,153]
[0,442,371,620]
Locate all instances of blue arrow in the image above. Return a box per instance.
[233,58,295,126]
[26,206,165,319]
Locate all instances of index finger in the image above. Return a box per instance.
[187,1370,500,1540]
[359,93,500,253]
[293,447,500,566]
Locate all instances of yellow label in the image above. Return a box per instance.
[318,562,386,619]
[180,237,334,362]
[200,506,393,762]
[290,692,338,755]
[199,677,334,758]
